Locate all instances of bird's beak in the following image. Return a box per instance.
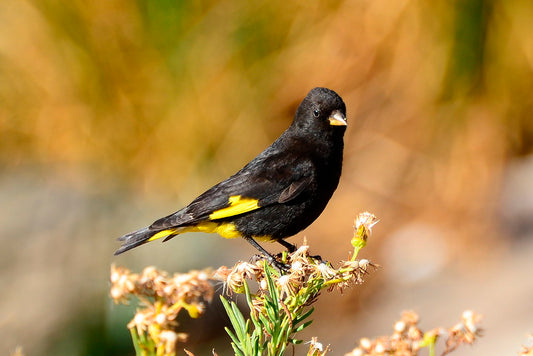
[328,110,347,126]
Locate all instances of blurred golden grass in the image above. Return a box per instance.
[2,0,532,277]
[1,0,533,354]
[2,0,531,196]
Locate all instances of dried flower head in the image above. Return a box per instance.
[110,265,214,354]
[351,212,379,261]
[307,336,330,355]
[519,334,533,356]
[353,212,379,241]
[113,213,383,356]
[444,310,483,354]
[213,241,378,303]
[345,310,482,356]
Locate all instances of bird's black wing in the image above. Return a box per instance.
[277,177,313,203]
[149,149,314,230]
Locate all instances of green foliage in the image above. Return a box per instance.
[221,263,316,356]
[130,328,159,356]
[219,213,378,356]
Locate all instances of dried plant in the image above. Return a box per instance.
[110,213,484,356]
[519,335,533,356]
[345,310,482,356]
[110,265,214,355]
[211,212,378,355]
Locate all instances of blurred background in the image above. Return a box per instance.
[1,0,532,354]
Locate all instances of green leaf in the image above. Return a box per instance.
[293,307,315,326]
[264,264,280,304]
[278,315,291,342]
[224,327,242,351]
[228,338,245,356]
[259,313,273,335]
[294,319,313,332]
[231,301,248,336]
[221,297,241,333]
[263,297,279,323]
[129,328,144,356]
[221,296,251,354]
[244,284,261,328]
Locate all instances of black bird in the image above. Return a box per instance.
[115,87,347,266]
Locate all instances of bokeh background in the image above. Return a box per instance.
[1,0,532,355]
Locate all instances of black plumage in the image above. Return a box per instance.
[115,87,347,264]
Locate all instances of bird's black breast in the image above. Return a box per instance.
[231,135,344,240]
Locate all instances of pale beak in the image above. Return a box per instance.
[328,110,347,126]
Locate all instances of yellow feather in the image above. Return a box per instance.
[147,196,258,242]
[188,221,218,233]
[214,222,241,239]
[209,195,260,220]
[147,228,177,241]
[181,221,242,239]
[254,235,274,242]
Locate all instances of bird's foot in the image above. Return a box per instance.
[277,239,297,253]
[309,254,324,263]
[270,258,291,273]
[250,254,265,264]
[250,254,290,273]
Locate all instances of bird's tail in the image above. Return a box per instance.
[114,227,180,255]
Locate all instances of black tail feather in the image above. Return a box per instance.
[114,227,154,255]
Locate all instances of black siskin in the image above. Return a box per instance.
[115,87,347,266]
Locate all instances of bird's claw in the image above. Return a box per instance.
[309,254,324,263]
[271,258,291,273]
[250,254,290,273]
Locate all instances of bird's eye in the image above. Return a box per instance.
[313,109,320,117]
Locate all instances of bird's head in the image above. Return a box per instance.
[293,87,347,135]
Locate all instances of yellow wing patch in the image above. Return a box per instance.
[209,195,260,220]
[214,222,241,239]
[149,222,242,241]
[147,228,178,242]
[183,221,241,239]
[147,196,257,242]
